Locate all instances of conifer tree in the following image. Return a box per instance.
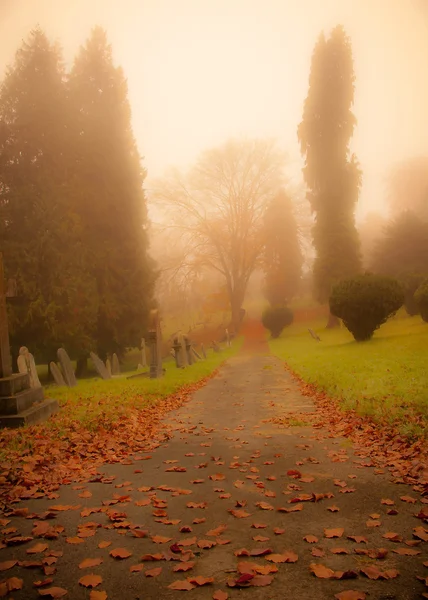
[298,26,361,324]
[68,27,155,356]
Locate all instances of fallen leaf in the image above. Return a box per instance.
[89,592,107,600]
[98,541,111,549]
[334,592,366,600]
[145,567,162,577]
[250,575,273,586]
[0,560,17,571]
[265,551,298,563]
[38,588,68,598]
[188,576,214,586]
[129,564,145,573]
[66,537,84,545]
[109,548,132,559]
[212,591,228,600]
[79,558,103,569]
[78,574,102,588]
[324,528,344,538]
[400,495,417,504]
[303,535,318,543]
[310,563,335,578]
[173,562,195,572]
[392,547,421,556]
[168,580,195,591]
[228,509,250,519]
[151,535,172,544]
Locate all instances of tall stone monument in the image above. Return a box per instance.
[148,309,163,379]
[0,254,58,427]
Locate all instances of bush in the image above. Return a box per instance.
[400,272,426,316]
[415,278,428,323]
[329,273,404,341]
[262,306,294,338]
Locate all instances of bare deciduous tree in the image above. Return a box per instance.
[150,138,285,330]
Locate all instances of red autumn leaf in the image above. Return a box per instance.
[79,558,103,569]
[311,548,325,557]
[251,523,267,529]
[109,548,132,559]
[219,493,231,499]
[228,509,250,518]
[212,591,228,600]
[393,547,421,556]
[382,532,402,542]
[310,563,335,579]
[38,588,68,598]
[33,579,53,588]
[209,474,225,481]
[89,592,108,600]
[366,520,381,528]
[303,535,318,543]
[400,495,417,504]
[186,502,207,509]
[347,535,367,543]
[197,539,216,549]
[193,518,206,524]
[190,479,205,484]
[188,576,214,586]
[98,541,111,549]
[173,561,195,572]
[327,505,340,512]
[253,535,270,542]
[135,499,151,507]
[250,575,274,586]
[151,535,172,544]
[273,527,285,535]
[227,573,254,587]
[140,553,164,561]
[66,537,84,545]
[370,513,380,519]
[414,526,428,542]
[277,503,303,513]
[5,536,33,545]
[381,498,395,505]
[249,548,273,557]
[324,528,344,538]
[145,567,162,577]
[78,574,102,588]
[265,551,298,563]
[168,580,195,591]
[78,490,92,498]
[206,525,227,537]
[330,547,349,555]
[0,560,17,571]
[287,470,302,479]
[129,564,145,573]
[179,526,192,533]
[177,537,197,547]
[255,502,274,511]
[334,592,366,600]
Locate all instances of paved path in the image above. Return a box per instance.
[1,350,427,599]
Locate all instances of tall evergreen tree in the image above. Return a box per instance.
[68,27,155,356]
[263,190,303,305]
[298,26,361,323]
[0,28,97,361]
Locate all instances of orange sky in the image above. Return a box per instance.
[1,0,427,219]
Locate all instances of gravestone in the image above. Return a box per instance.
[57,348,77,387]
[148,309,163,379]
[105,358,112,377]
[50,362,66,387]
[201,343,207,359]
[90,352,111,380]
[192,346,202,361]
[141,338,147,368]
[0,254,58,427]
[184,336,194,365]
[212,340,220,353]
[308,328,321,342]
[179,334,188,367]
[225,329,231,348]
[17,347,42,389]
[112,353,120,375]
[172,337,183,368]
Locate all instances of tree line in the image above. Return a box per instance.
[0,27,155,369]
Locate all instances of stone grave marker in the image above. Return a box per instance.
[141,338,147,368]
[57,348,77,387]
[112,353,120,375]
[179,334,188,367]
[90,352,111,380]
[50,362,66,387]
[212,340,220,353]
[184,336,194,365]
[225,328,231,348]
[149,309,163,379]
[17,347,42,389]
[172,337,183,368]
[105,358,112,377]
[308,328,321,342]
[0,253,58,427]
[201,343,207,359]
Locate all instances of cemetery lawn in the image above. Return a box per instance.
[269,315,428,440]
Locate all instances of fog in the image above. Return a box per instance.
[1,0,427,219]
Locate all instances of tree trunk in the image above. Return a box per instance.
[326,312,340,329]
[76,357,87,378]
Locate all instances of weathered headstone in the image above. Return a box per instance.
[105,358,112,377]
[192,346,202,361]
[112,353,120,375]
[179,334,188,367]
[201,343,207,359]
[90,352,111,380]
[17,347,41,389]
[50,362,66,387]
[57,348,77,387]
[172,337,183,368]
[141,338,147,368]
[149,309,163,379]
[184,336,194,365]
[225,329,231,348]
[0,254,58,427]
[308,328,321,342]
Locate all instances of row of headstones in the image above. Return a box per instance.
[17,346,123,389]
[170,334,229,369]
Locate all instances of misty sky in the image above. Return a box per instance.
[1,0,427,220]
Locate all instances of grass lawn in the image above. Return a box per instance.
[268,314,428,439]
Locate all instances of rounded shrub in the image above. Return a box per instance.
[415,278,428,323]
[400,272,425,316]
[329,273,404,341]
[261,306,294,338]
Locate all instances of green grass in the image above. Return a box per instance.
[268,315,428,439]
